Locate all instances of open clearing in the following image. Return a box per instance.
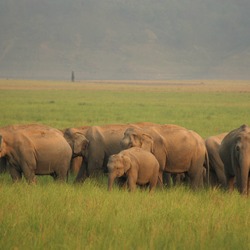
[0,79,249,250]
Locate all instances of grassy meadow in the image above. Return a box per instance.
[0,79,249,249]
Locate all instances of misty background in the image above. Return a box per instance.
[0,0,250,80]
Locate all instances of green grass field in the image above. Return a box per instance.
[0,79,249,250]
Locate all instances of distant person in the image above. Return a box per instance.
[71,71,75,82]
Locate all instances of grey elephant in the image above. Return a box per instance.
[219,124,250,195]
[0,124,73,183]
[64,122,158,183]
[121,124,209,190]
[107,147,160,192]
[205,133,227,188]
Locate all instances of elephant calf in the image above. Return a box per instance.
[107,147,160,193]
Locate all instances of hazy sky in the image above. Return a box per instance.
[0,0,250,80]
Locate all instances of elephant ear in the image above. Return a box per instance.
[129,131,139,146]
[64,128,89,157]
[141,133,154,153]
[122,155,131,173]
[73,132,89,157]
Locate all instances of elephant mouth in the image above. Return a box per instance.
[127,143,133,148]
[72,152,81,158]
[121,141,133,149]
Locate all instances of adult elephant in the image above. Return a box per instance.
[0,124,74,183]
[121,124,209,189]
[205,133,227,188]
[219,124,250,195]
[62,126,90,175]
[64,122,158,183]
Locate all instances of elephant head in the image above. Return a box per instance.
[121,128,154,153]
[107,154,131,191]
[63,128,89,158]
[233,134,250,195]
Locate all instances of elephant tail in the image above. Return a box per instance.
[66,169,69,183]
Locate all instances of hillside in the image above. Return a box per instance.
[0,0,250,80]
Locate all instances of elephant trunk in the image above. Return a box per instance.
[120,139,129,150]
[108,173,116,191]
[240,162,249,195]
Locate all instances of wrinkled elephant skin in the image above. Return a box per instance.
[107,147,160,192]
[205,133,227,188]
[121,124,209,190]
[69,122,158,183]
[219,124,250,195]
[0,124,72,183]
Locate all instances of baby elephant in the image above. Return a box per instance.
[107,147,160,193]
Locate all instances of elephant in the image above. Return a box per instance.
[63,127,89,158]
[62,126,90,175]
[0,124,73,183]
[205,133,227,188]
[64,122,159,183]
[121,124,209,190]
[219,124,250,195]
[107,147,160,192]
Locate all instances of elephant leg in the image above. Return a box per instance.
[227,176,235,193]
[88,158,105,178]
[172,173,181,186]
[9,166,22,182]
[157,171,164,189]
[21,162,36,184]
[74,160,89,183]
[189,170,203,190]
[214,167,227,188]
[54,170,68,182]
[23,170,36,184]
[162,172,172,187]
[173,173,187,186]
[209,170,218,187]
[127,174,137,192]
[149,174,158,193]
[70,157,83,175]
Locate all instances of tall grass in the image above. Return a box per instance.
[0,174,249,250]
[0,79,250,249]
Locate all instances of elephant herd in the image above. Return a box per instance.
[0,122,249,196]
